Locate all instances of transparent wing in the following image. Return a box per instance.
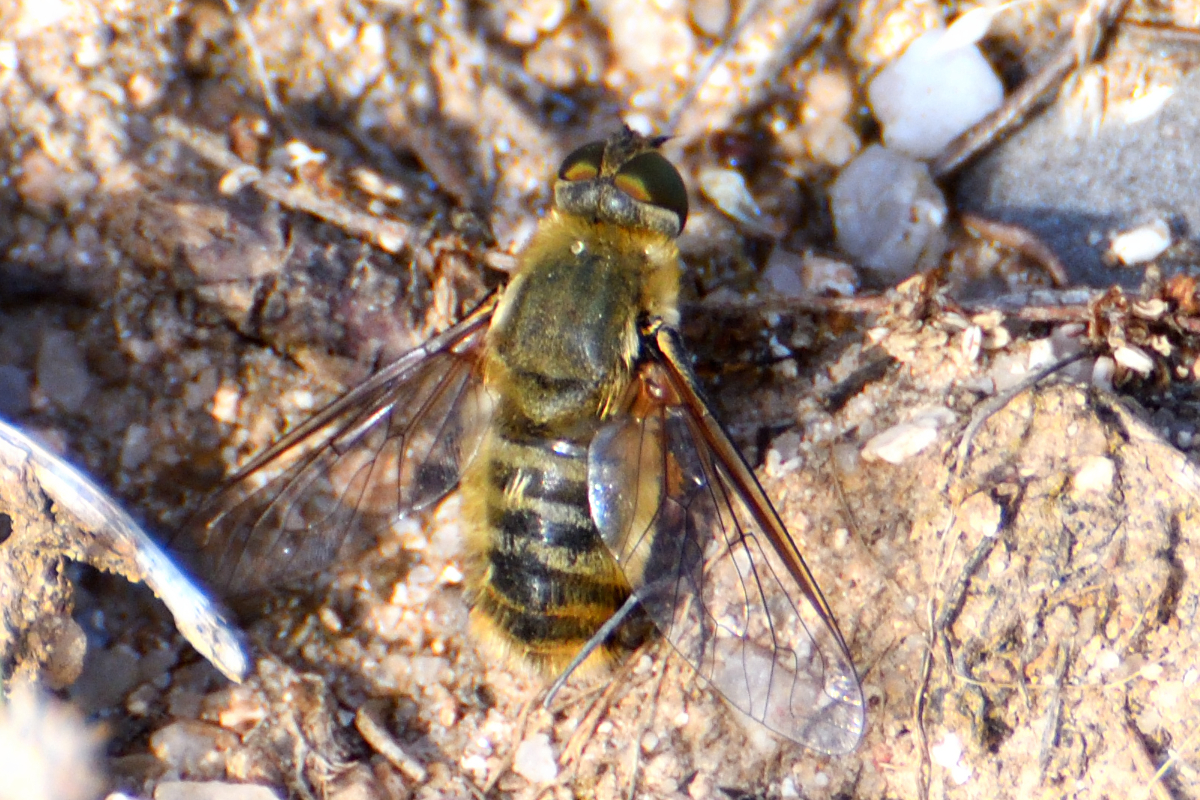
[589,327,865,754]
[175,294,498,595]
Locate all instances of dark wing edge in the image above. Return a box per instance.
[173,292,499,595]
[592,324,865,754]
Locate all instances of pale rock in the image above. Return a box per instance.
[930,732,972,785]
[830,145,947,282]
[689,0,729,37]
[699,167,770,233]
[1092,356,1115,391]
[861,422,938,464]
[512,733,557,784]
[763,247,805,296]
[868,23,1004,159]
[1072,456,1115,494]
[150,720,238,776]
[0,684,103,800]
[154,781,281,800]
[35,329,90,413]
[861,407,954,464]
[802,253,858,296]
[1113,344,1154,376]
[1109,218,1172,265]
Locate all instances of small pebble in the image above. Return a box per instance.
[1027,338,1057,371]
[17,150,97,213]
[512,733,557,784]
[35,329,90,413]
[699,167,770,233]
[0,684,102,800]
[0,365,31,416]
[497,0,566,45]
[861,422,939,464]
[930,732,971,785]
[763,248,805,296]
[409,655,448,687]
[804,70,854,121]
[804,118,859,166]
[70,643,141,713]
[1092,356,1115,391]
[1072,456,1115,494]
[831,145,947,282]
[150,720,238,776]
[1113,344,1154,376]
[39,616,88,690]
[961,325,982,363]
[1095,650,1122,672]
[690,0,730,37]
[1109,218,1171,265]
[154,781,281,800]
[802,253,858,296]
[868,19,1004,159]
[861,408,954,465]
[957,493,1001,538]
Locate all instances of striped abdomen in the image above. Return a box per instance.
[462,411,632,675]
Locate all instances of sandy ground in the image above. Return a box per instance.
[3,1,1200,798]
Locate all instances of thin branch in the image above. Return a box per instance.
[961,213,1071,287]
[223,0,282,115]
[931,0,1130,178]
[157,116,415,254]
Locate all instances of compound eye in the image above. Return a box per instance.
[614,151,688,230]
[557,140,606,182]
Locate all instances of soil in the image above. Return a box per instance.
[2,1,1200,799]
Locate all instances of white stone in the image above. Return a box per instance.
[1113,345,1154,376]
[154,781,281,800]
[690,0,729,37]
[0,685,102,800]
[1096,649,1122,672]
[763,248,804,296]
[36,329,90,413]
[830,145,947,281]
[861,422,940,464]
[1073,457,1115,494]
[699,167,768,232]
[1109,218,1172,265]
[1092,356,1115,391]
[868,23,1004,159]
[1120,84,1175,124]
[149,721,237,775]
[930,732,971,785]
[512,733,558,784]
[801,253,858,296]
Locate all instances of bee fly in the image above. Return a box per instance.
[180,127,866,754]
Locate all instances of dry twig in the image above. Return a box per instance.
[961,213,1072,287]
[354,704,429,784]
[931,0,1131,178]
[157,116,415,254]
[222,0,282,115]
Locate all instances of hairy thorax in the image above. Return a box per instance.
[483,211,681,433]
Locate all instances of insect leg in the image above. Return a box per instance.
[542,591,644,708]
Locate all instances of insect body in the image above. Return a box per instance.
[182,128,865,754]
[462,132,687,674]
